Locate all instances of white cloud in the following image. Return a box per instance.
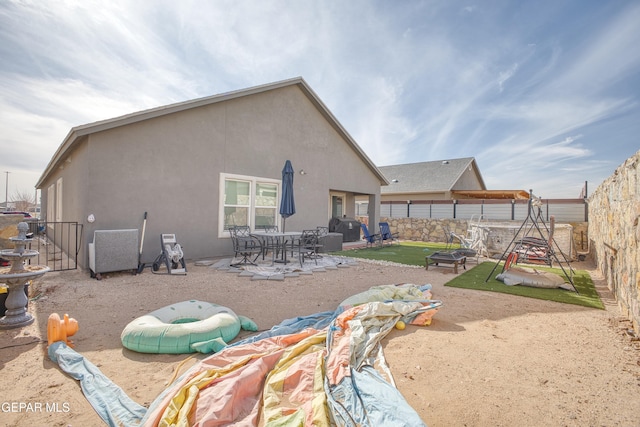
[497,63,519,92]
[0,0,638,199]
[547,3,640,95]
[343,77,416,166]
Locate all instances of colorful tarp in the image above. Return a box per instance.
[50,284,442,426]
[48,341,147,426]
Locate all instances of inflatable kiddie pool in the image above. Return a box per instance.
[495,253,575,291]
[121,300,258,354]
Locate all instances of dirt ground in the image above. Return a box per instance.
[1,256,639,427]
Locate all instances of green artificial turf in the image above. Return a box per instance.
[334,242,603,309]
[333,241,454,267]
[445,261,604,309]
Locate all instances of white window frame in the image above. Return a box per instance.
[218,173,280,238]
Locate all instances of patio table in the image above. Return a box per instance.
[251,231,301,264]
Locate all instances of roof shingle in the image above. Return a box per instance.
[379,157,479,193]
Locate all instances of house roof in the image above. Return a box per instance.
[379,157,486,194]
[36,77,388,188]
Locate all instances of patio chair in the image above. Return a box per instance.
[295,229,322,265]
[229,226,263,267]
[443,224,480,263]
[360,223,381,248]
[316,226,330,253]
[442,225,455,249]
[379,222,399,246]
[316,226,329,238]
[259,225,280,260]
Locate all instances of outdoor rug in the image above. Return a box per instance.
[203,255,358,281]
[445,261,604,309]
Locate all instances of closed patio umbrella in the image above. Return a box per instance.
[279,160,296,232]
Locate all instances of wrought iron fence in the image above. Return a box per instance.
[26,221,83,271]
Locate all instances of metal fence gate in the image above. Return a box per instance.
[26,221,83,271]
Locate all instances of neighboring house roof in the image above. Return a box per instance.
[379,157,486,194]
[36,77,388,188]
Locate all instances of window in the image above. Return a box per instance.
[219,173,280,236]
[224,179,250,227]
[255,182,278,229]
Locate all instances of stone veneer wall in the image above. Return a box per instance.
[588,150,640,333]
[380,217,580,259]
[379,217,469,243]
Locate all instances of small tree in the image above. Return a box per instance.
[11,190,36,213]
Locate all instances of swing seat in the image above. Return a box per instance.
[514,236,553,266]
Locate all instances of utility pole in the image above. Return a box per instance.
[4,171,9,211]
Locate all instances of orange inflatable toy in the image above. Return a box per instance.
[47,313,79,347]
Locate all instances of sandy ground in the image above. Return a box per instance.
[1,256,639,427]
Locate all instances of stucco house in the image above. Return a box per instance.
[36,77,387,269]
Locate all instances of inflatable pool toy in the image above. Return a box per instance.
[495,251,576,291]
[121,300,258,354]
[496,266,574,291]
[47,313,79,347]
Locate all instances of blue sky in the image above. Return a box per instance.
[1,0,639,201]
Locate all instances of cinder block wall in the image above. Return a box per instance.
[588,150,640,333]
